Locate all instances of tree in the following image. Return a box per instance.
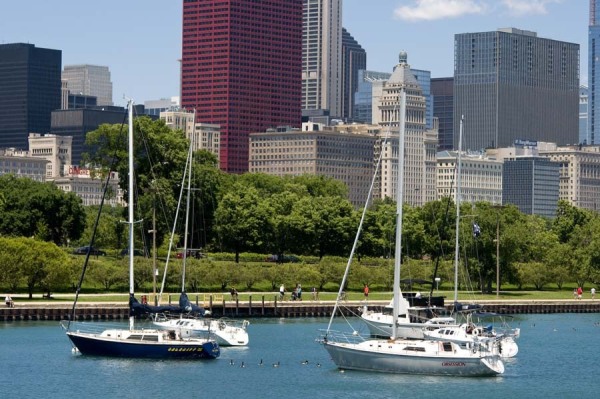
[214,184,270,262]
[0,175,86,245]
[289,196,356,258]
[13,238,67,298]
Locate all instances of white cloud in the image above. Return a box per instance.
[501,0,562,16]
[393,0,563,22]
[393,0,487,22]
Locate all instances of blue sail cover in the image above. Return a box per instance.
[129,293,206,317]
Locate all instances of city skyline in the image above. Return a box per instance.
[1,0,589,106]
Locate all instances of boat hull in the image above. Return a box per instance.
[323,339,504,376]
[362,313,518,358]
[66,331,220,359]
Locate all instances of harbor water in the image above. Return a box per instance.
[1,313,599,399]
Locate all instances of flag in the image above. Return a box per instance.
[472,222,481,238]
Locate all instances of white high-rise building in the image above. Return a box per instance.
[62,64,113,106]
[302,0,342,118]
[373,52,437,206]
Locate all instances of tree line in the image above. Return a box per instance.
[0,116,599,295]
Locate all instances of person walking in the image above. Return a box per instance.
[279,284,285,300]
[591,287,596,299]
[363,284,369,299]
[577,286,583,299]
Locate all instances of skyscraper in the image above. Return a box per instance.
[341,27,366,121]
[589,0,600,145]
[62,64,113,106]
[0,43,61,150]
[454,28,579,151]
[181,0,302,173]
[372,52,437,206]
[302,0,343,118]
[431,77,454,150]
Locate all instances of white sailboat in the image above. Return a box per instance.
[63,100,220,359]
[321,88,504,376]
[360,115,519,358]
[152,116,249,347]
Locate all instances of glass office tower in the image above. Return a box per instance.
[0,43,61,150]
[455,28,579,151]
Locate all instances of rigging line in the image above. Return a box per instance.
[137,118,174,232]
[157,125,194,304]
[427,190,455,303]
[68,109,128,330]
[326,101,398,334]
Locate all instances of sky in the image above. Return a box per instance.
[1,0,590,107]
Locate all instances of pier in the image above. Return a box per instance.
[1,295,599,322]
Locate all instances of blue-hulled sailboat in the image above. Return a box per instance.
[63,100,220,360]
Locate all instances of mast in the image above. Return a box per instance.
[127,99,135,331]
[181,110,195,292]
[392,89,406,340]
[453,116,464,304]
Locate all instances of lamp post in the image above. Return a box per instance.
[492,204,505,298]
[496,214,500,298]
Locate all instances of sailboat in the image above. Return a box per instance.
[321,90,504,376]
[63,100,220,359]
[360,117,519,359]
[421,120,519,357]
[152,112,249,347]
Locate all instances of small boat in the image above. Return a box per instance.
[321,76,504,376]
[154,315,250,347]
[151,110,249,346]
[63,100,220,360]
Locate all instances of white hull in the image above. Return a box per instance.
[323,335,504,376]
[153,317,249,347]
[362,311,519,358]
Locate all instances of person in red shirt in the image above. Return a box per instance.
[363,284,369,299]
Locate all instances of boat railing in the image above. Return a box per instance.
[320,329,366,345]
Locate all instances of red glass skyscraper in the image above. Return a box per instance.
[181,0,302,173]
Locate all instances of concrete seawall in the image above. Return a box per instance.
[1,297,599,322]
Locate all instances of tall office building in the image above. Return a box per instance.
[454,28,579,151]
[0,43,61,150]
[341,27,366,121]
[589,0,600,144]
[302,0,343,119]
[502,156,559,218]
[372,52,437,206]
[181,0,302,173]
[431,77,454,150]
[62,64,113,106]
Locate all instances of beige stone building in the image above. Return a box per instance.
[160,110,220,162]
[539,144,600,211]
[372,52,437,206]
[28,133,72,179]
[437,151,503,205]
[0,148,48,182]
[249,123,379,207]
[53,165,122,207]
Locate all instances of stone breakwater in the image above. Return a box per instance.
[1,297,599,322]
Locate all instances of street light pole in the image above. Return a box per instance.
[496,214,500,298]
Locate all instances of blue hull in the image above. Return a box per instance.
[67,332,220,359]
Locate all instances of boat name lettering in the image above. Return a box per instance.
[167,347,201,352]
[442,362,466,367]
